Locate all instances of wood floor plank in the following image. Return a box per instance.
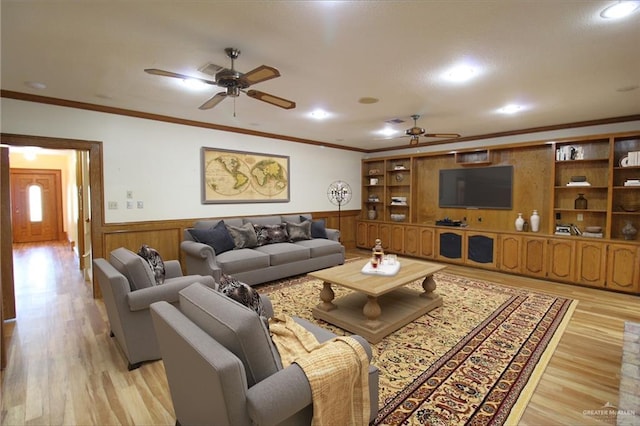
[1,242,638,425]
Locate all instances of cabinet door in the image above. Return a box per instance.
[465,232,497,269]
[499,234,522,273]
[366,223,379,248]
[390,225,404,253]
[547,239,576,282]
[356,221,368,248]
[575,240,606,287]
[436,229,465,263]
[378,223,391,250]
[419,228,435,259]
[607,244,640,293]
[404,226,419,256]
[522,236,547,278]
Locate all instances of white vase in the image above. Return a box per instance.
[530,210,540,232]
[515,213,524,231]
[367,207,377,220]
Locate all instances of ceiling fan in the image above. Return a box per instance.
[144,47,296,111]
[404,114,460,145]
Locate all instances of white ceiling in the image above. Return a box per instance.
[2,1,639,152]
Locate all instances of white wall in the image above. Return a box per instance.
[1,98,363,223]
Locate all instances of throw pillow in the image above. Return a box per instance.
[226,222,259,249]
[218,274,266,321]
[254,223,290,246]
[137,244,165,285]
[301,216,328,239]
[188,220,235,255]
[286,220,312,241]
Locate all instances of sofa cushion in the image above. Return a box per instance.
[216,249,270,275]
[194,218,243,229]
[300,216,328,239]
[286,220,312,242]
[110,247,156,290]
[255,243,310,266]
[254,223,290,246]
[178,283,282,387]
[294,238,343,257]
[226,222,259,249]
[137,244,166,284]
[188,220,236,255]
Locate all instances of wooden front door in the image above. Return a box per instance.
[10,169,63,243]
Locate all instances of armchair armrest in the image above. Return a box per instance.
[180,241,222,282]
[127,275,216,311]
[246,363,312,426]
[164,260,183,278]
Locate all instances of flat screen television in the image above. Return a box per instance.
[439,165,513,209]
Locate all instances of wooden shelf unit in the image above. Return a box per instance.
[359,130,640,294]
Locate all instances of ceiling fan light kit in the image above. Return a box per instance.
[145,47,296,111]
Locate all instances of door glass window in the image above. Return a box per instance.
[29,184,43,222]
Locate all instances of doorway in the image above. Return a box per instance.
[10,169,64,243]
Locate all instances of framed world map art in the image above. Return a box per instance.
[201,147,290,204]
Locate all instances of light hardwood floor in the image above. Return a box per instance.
[1,242,639,425]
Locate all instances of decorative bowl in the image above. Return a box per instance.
[585,226,602,233]
[620,204,640,212]
[390,214,406,222]
[570,175,587,182]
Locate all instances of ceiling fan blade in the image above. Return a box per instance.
[246,90,296,109]
[144,68,217,85]
[240,65,281,85]
[424,133,461,138]
[199,92,228,110]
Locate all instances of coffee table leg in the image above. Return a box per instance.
[421,275,438,299]
[318,281,336,311]
[363,296,382,327]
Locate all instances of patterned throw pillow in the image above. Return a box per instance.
[254,223,290,246]
[218,274,266,320]
[226,222,259,249]
[137,244,165,285]
[286,220,312,241]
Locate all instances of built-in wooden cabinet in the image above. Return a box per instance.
[606,244,640,293]
[498,234,521,273]
[466,231,498,269]
[356,220,639,293]
[547,239,576,282]
[435,229,465,264]
[575,240,607,287]
[521,235,548,278]
[359,130,640,294]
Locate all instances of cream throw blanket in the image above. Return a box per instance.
[269,314,370,426]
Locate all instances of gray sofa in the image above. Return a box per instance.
[181,214,345,286]
[150,282,379,425]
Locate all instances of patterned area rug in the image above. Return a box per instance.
[257,269,577,425]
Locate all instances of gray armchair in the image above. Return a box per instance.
[93,247,216,370]
[150,282,379,426]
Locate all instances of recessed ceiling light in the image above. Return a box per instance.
[310,109,330,119]
[600,1,640,19]
[358,97,379,104]
[497,104,523,114]
[25,81,46,90]
[443,65,477,83]
[378,127,398,137]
